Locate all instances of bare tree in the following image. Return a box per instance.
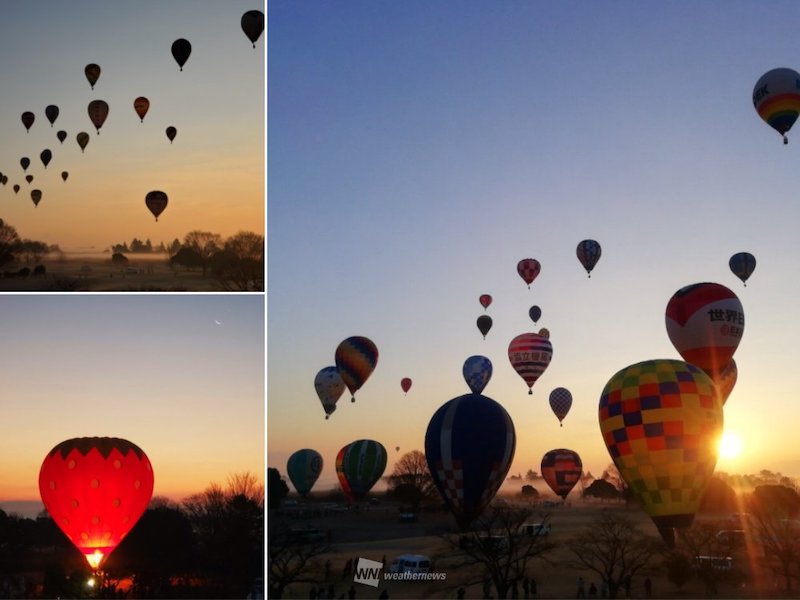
[0,219,20,267]
[748,488,800,592]
[440,505,556,599]
[183,230,223,276]
[674,522,745,596]
[384,450,437,510]
[566,510,661,599]
[268,519,329,599]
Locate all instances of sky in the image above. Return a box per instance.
[0,1,264,251]
[0,295,264,514]
[267,1,800,495]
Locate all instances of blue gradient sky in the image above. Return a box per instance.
[268,1,800,492]
[0,1,264,249]
[0,295,264,504]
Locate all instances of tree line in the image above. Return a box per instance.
[0,472,264,599]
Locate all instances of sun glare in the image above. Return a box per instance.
[718,431,744,460]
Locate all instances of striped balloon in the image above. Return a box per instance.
[287,449,323,497]
[462,355,493,394]
[517,258,541,288]
[753,67,800,144]
[425,393,515,528]
[549,387,573,426]
[541,449,582,500]
[335,439,387,501]
[508,333,553,394]
[599,359,723,547]
[335,336,378,402]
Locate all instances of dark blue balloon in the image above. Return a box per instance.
[529,305,542,324]
[425,393,515,528]
[729,252,756,286]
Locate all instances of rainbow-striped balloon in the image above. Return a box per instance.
[753,67,800,144]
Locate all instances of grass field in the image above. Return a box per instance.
[0,254,227,291]
[272,498,784,599]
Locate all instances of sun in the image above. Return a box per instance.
[718,431,744,460]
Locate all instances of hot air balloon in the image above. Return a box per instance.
[753,67,800,144]
[599,359,723,547]
[77,132,90,153]
[171,38,192,71]
[549,387,572,427]
[57,130,67,144]
[12,184,19,194]
[508,333,553,394]
[395,446,400,453]
[31,189,42,207]
[541,449,582,500]
[145,190,168,221]
[477,315,493,339]
[85,63,101,89]
[665,282,744,377]
[25,175,33,184]
[45,105,59,127]
[287,449,323,497]
[463,355,493,394]
[479,294,492,310]
[20,157,30,172]
[529,305,542,324]
[241,9,264,48]
[729,252,756,286]
[401,377,412,395]
[314,366,345,419]
[40,149,52,169]
[335,336,378,402]
[576,239,602,277]
[0,175,6,186]
[425,392,516,528]
[335,439,387,502]
[61,171,69,182]
[133,97,149,122]
[712,359,738,406]
[517,258,541,289]
[21,111,34,132]
[39,437,154,570]
[88,100,109,134]
[166,126,177,143]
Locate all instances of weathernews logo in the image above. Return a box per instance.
[353,557,447,588]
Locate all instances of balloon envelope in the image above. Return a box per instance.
[462,355,493,394]
[145,190,168,221]
[87,100,109,133]
[171,38,192,70]
[20,157,30,171]
[425,393,516,528]
[12,184,19,194]
[508,333,553,394]
[166,126,177,143]
[665,282,744,377]
[549,387,573,425]
[599,359,723,546]
[61,171,69,182]
[477,315,493,339]
[479,294,492,310]
[400,377,412,394]
[287,449,323,497]
[85,63,101,89]
[541,449,582,499]
[753,67,800,143]
[334,336,378,401]
[39,437,154,569]
[336,440,387,501]
[76,132,90,153]
[517,258,541,288]
[40,149,52,168]
[31,189,42,207]
[133,97,150,122]
[314,366,344,418]
[576,239,602,276]
[712,359,737,406]
[57,130,67,143]
[21,111,34,132]
[241,10,265,47]
[45,105,59,126]
[729,252,756,286]
[25,175,33,184]
[529,305,542,324]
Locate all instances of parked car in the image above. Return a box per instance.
[399,512,418,522]
[388,554,431,574]
[694,555,733,571]
[521,522,551,537]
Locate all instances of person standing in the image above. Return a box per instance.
[577,576,586,598]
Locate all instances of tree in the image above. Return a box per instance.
[674,522,746,595]
[111,252,129,265]
[268,518,329,599]
[525,469,540,482]
[521,485,539,500]
[699,476,738,513]
[385,450,437,510]
[566,510,662,599]
[268,467,290,510]
[583,479,620,501]
[211,231,264,290]
[748,485,800,592]
[0,219,21,267]
[443,505,556,599]
[170,246,204,271]
[183,230,223,276]
[17,239,48,264]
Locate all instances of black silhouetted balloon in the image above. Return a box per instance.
[241,10,264,48]
[171,39,191,71]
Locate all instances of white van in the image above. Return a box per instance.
[388,554,431,574]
